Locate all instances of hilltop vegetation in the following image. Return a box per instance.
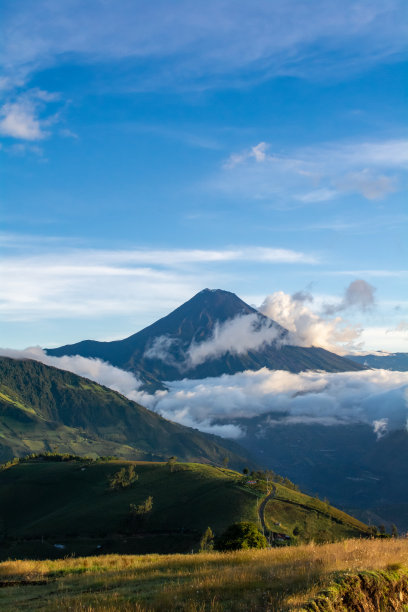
[0,457,369,560]
[1,539,408,611]
[0,356,252,468]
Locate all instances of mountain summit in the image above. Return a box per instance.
[47,289,363,389]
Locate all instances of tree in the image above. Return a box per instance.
[109,465,138,490]
[293,525,301,537]
[130,496,153,518]
[129,496,153,530]
[215,522,268,551]
[222,456,229,468]
[242,467,249,475]
[167,456,177,472]
[391,524,399,538]
[379,524,386,535]
[368,525,379,537]
[199,527,214,552]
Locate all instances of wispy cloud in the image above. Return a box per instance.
[0,241,316,321]
[213,138,407,204]
[1,1,406,93]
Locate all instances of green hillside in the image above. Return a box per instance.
[0,356,252,468]
[0,458,369,560]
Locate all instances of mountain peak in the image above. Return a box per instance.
[183,288,256,318]
[47,288,364,389]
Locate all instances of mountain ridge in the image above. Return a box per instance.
[0,356,254,468]
[347,352,408,371]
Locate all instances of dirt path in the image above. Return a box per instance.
[258,485,276,536]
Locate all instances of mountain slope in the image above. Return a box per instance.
[347,352,408,371]
[0,357,253,468]
[47,289,363,389]
[0,458,369,559]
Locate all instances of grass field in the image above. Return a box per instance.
[1,539,408,610]
[0,459,369,559]
[263,482,369,543]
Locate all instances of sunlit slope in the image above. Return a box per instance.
[0,357,253,467]
[262,482,370,543]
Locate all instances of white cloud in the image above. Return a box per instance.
[0,346,142,396]
[3,349,408,441]
[0,100,43,140]
[143,313,284,369]
[138,368,408,438]
[187,314,283,367]
[214,138,408,203]
[259,290,362,354]
[359,326,408,352]
[0,89,60,141]
[373,418,388,439]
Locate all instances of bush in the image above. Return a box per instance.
[199,526,214,552]
[215,522,268,551]
[109,465,138,490]
[130,495,153,516]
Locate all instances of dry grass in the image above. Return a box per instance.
[1,539,408,611]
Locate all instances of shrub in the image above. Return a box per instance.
[199,527,214,552]
[109,465,138,490]
[215,522,268,551]
[166,456,177,472]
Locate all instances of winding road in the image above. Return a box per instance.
[258,485,277,538]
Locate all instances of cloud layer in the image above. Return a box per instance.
[140,368,408,438]
[2,348,408,441]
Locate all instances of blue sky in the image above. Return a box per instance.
[1,0,407,352]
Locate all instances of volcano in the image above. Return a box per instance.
[47,288,363,390]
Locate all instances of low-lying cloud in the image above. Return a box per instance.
[143,313,285,369]
[187,314,283,367]
[2,348,408,441]
[139,368,408,439]
[0,346,142,397]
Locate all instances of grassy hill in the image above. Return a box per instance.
[0,356,253,468]
[0,539,407,611]
[0,457,369,560]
